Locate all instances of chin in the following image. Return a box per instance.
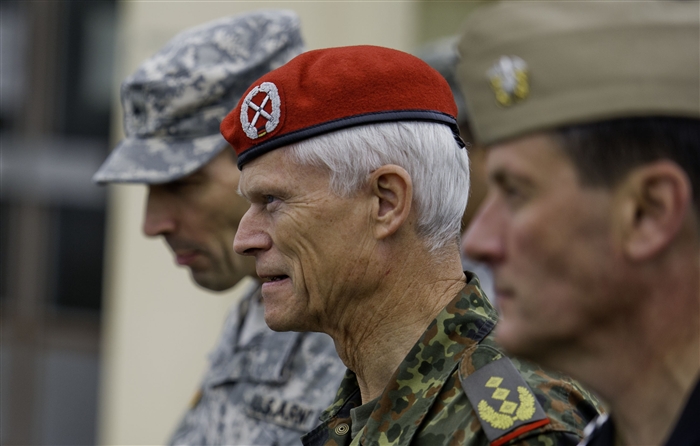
[262,306,290,331]
[264,307,314,333]
[191,272,237,292]
[496,324,567,370]
[495,321,535,357]
[264,317,299,333]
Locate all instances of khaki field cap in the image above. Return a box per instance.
[456,1,700,146]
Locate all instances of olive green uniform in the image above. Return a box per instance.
[302,273,601,446]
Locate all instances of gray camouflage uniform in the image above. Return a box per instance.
[93,11,346,445]
[170,282,346,445]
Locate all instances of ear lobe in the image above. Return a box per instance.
[369,165,412,241]
[622,161,692,261]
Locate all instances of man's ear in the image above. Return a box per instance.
[368,165,412,241]
[617,161,692,261]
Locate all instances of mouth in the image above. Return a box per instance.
[175,250,201,266]
[168,238,206,267]
[260,274,290,283]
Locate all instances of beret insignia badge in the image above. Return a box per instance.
[240,82,281,139]
[487,56,529,107]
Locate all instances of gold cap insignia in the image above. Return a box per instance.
[487,56,529,107]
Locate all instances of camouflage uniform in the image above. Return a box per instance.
[301,273,601,446]
[170,282,346,445]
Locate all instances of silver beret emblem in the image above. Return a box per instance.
[487,56,529,107]
[240,82,281,139]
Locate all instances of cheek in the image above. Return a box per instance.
[510,206,613,320]
[273,217,330,292]
[510,214,573,284]
[274,215,315,256]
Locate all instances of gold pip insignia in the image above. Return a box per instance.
[460,356,549,446]
[477,382,536,429]
[487,56,529,107]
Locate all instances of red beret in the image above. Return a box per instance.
[221,45,463,168]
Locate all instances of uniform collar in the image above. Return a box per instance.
[307,273,496,446]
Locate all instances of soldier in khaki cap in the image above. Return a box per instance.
[458,1,699,445]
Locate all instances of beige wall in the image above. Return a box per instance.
[98,2,421,445]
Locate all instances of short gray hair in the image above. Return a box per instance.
[287,121,470,252]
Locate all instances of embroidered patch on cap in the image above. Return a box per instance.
[487,56,529,107]
[240,82,281,139]
[221,46,462,168]
[461,356,549,446]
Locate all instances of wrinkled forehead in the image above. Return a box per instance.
[237,148,330,199]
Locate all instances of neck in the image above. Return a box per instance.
[550,261,700,445]
[607,336,699,445]
[330,247,466,404]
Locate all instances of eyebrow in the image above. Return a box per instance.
[491,169,511,186]
[490,168,535,188]
[237,178,289,202]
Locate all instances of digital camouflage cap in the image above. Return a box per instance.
[415,36,468,127]
[93,10,305,184]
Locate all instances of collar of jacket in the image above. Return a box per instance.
[302,272,497,446]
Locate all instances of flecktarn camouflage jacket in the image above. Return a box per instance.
[301,273,602,446]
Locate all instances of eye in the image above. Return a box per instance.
[493,178,525,207]
[164,180,188,193]
[490,170,532,209]
[263,195,281,211]
[501,183,520,199]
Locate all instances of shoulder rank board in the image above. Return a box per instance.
[460,356,549,446]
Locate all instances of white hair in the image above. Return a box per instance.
[287,121,470,252]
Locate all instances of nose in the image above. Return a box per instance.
[142,186,177,237]
[461,194,505,266]
[233,207,272,256]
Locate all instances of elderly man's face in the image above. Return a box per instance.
[462,133,628,361]
[142,148,255,291]
[234,149,375,333]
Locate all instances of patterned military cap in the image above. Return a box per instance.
[415,36,469,127]
[93,10,305,184]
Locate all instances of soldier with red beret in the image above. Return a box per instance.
[222,45,601,446]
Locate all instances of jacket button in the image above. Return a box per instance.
[334,423,350,436]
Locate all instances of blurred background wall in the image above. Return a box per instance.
[0,1,484,445]
[1,1,115,445]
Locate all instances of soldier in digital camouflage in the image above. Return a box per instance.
[458,2,699,446]
[223,45,601,446]
[93,11,346,445]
